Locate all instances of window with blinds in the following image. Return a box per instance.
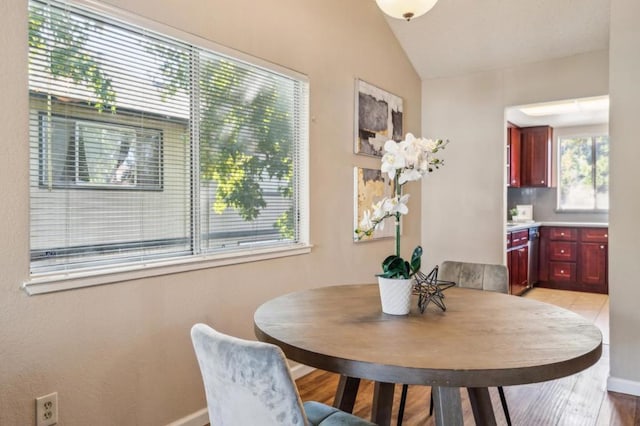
[558,134,609,211]
[28,0,309,276]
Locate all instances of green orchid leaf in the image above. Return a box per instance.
[410,246,423,274]
[379,255,412,279]
[401,260,411,278]
[383,256,403,272]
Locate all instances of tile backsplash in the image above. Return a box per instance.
[507,187,608,223]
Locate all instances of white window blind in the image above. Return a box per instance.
[28,0,308,276]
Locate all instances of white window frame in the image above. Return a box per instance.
[23,0,310,295]
[39,114,164,190]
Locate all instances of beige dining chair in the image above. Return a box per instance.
[397,261,512,426]
[190,323,376,426]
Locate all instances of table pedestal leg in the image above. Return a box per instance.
[333,375,360,412]
[432,386,463,426]
[371,382,394,426]
[468,387,497,426]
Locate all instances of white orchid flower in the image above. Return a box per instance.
[416,158,431,174]
[423,138,439,152]
[395,194,410,215]
[381,197,394,214]
[399,168,422,184]
[359,209,374,231]
[381,139,406,179]
[383,194,410,216]
[371,200,386,221]
[354,132,447,249]
[402,133,423,167]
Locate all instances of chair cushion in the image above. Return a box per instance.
[303,401,376,426]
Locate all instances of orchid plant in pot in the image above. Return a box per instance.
[355,133,448,314]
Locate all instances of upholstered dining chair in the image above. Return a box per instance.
[190,323,377,426]
[396,261,512,426]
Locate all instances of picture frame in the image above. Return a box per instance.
[354,79,404,157]
[353,166,395,241]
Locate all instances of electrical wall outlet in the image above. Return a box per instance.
[36,392,58,426]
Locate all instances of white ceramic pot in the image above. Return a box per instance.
[377,276,413,315]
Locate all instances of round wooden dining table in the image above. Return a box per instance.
[254,284,602,426]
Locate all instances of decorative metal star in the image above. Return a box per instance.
[413,266,456,313]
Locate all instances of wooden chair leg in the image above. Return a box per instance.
[429,390,434,417]
[498,386,512,426]
[397,384,408,426]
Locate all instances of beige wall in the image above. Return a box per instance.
[608,0,640,388]
[420,50,609,268]
[422,38,640,393]
[0,0,423,424]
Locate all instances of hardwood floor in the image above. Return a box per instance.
[296,288,640,425]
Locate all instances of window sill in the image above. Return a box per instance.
[22,244,313,295]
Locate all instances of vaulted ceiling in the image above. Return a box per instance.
[381,0,610,80]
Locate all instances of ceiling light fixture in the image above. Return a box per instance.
[518,96,610,117]
[375,0,439,21]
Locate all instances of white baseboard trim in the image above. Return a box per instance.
[166,408,209,426]
[291,363,316,380]
[607,376,640,396]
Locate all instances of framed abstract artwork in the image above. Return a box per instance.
[354,79,403,157]
[353,167,395,241]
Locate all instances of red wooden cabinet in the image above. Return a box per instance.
[549,262,577,282]
[581,228,609,243]
[538,226,608,294]
[514,245,529,294]
[548,227,578,241]
[507,126,521,187]
[578,229,608,292]
[507,229,529,295]
[548,241,577,262]
[520,126,552,187]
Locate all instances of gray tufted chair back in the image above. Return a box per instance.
[439,261,509,294]
[190,323,377,426]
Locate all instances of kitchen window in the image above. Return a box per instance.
[26,0,309,292]
[557,134,609,211]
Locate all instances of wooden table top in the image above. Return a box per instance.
[254,284,602,388]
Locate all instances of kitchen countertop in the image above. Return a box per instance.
[506,221,608,231]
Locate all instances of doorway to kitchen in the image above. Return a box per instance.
[503,96,611,419]
[504,95,610,296]
[506,96,609,224]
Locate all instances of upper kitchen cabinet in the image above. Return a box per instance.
[506,125,552,188]
[520,126,552,187]
[507,125,521,187]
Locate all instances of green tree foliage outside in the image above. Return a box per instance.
[198,58,293,224]
[149,45,296,235]
[29,0,296,239]
[559,136,609,210]
[29,1,116,111]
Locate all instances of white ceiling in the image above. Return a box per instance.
[382,0,611,80]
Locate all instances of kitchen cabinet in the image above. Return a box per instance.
[538,226,608,293]
[507,229,529,295]
[520,126,552,187]
[506,125,552,188]
[507,126,521,187]
[578,229,608,291]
